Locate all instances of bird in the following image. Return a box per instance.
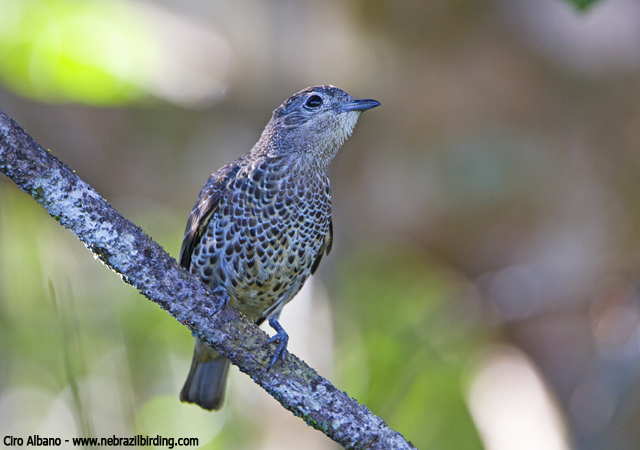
[179,85,380,410]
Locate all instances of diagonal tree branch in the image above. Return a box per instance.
[0,108,415,450]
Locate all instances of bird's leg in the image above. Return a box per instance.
[265,317,289,371]
[209,286,230,316]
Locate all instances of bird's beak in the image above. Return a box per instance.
[337,98,381,113]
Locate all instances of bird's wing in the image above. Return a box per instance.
[326,218,333,255]
[179,162,241,269]
[310,217,332,275]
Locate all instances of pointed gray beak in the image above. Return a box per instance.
[337,98,381,113]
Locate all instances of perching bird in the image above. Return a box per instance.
[179,85,380,410]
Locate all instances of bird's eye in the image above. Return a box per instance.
[305,95,323,108]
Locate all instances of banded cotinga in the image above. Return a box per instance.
[179,85,380,410]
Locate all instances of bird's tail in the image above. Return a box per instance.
[180,338,230,411]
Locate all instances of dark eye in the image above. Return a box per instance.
[305,95,323,108]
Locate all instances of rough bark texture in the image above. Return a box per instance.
[0,108,415,450]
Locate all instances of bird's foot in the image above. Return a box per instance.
[209,286,230,316]
[264,317,289,371]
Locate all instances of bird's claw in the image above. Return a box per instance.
[264,318,289,371]
[209,286,230,316]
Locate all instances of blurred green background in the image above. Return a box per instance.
[3,0,640,449]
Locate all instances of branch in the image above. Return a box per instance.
[0,108,415,450]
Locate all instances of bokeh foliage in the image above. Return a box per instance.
[564,0,601,11]
[335,248,487,449]
[0,0,158,105]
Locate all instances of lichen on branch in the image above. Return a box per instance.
[0,108,415,450]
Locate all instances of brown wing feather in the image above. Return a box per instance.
[179,163,242,269]
[310,217,332,275]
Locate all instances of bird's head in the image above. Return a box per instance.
[256,86,380,170]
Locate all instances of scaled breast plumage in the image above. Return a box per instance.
[180,152,333,323]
